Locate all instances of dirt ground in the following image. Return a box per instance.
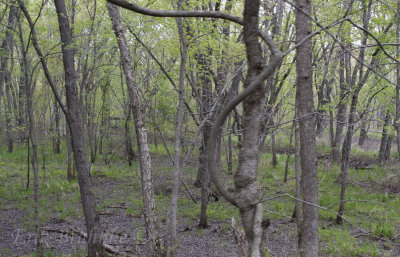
[1,136,399,256]
[0,154,300,257]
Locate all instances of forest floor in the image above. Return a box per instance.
[0,136,400,256]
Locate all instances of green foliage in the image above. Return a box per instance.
[371,222,394,239]
[320,228,380,257]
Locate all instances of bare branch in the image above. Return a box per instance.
[17,0,69,118]
[107,0,243,25]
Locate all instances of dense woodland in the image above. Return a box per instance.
[1,0,400,256]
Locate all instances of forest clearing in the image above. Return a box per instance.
[1,0,400,256]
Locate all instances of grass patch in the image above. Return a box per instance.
[320,227,380,256]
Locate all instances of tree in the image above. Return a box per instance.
[107,3,159,255]
[0,2,18,153]
[18,0,105,255]
[294,0,319,255]
[396,0,400,159]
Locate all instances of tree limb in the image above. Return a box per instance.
[107,0,243,25]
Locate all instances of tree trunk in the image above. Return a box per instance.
[227,116,233,174]
[17,41,26,142]
[17,10,43,255]
[337,0,373,225]
[26,69,43,257]
[283,122,294,183]
[194,46,213,229]
[164,2,188,254]
[199,135,210,228]
[107,4,159,255]
[87,95,96,164]
[293,116,301,221]
[379,112,391,162]
[0,3,17,109]
[1,4,18,153]
[396,0,400,159]
[331,43,349,163]
[271,122,277,168]
[295,0,319,255]
[358,113,369,146]
[5,71,14,153]
[124,109,135,165]
[233,1,272,255]
[385,135,393,161]
[66,123,74,180]
[53,0,105,255]
[54,97,61,154]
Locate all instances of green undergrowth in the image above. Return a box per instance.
[257,144,400,256]
[1,138,400,256]
[319,227,381,257]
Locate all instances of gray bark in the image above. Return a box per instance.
[19,0,105,255]
[54,97,61,154]
[1,4,18,153]
[107,0,283,256]
[358,114,368,146]
[17,11,43,256]
[331,43,349,163]
[164,1,188,254]
[124,108,135,165]
[337,0,373,224]
[293,115,301,222]
[385,135,393,161]
[295,0,319,255]
[379,112,391,162]
[235,1,269,254]
[107,3,159,255]
[66,123,74,180]
[26,62,43,257]
[396,0,400,159]
[53,0,104,255]
[283,122,294,183]
[5,69,14,153]
[0,3,17,109]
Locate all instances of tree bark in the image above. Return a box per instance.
[358,113,368,146]
[52,0,105,255]
[295,0,319,255]
[19,0,104,254]
[385,135,393,161]
[106,0,283,256]
[164,2,188,254]
[54,96,61,154]
[293,115,301,222]
[107,3,159,255]
[230,1,275,255]
[396,0,400,159]
[1,4,18,153]
[5,69,14,153]
[337,0,373,224]
[66,123,74,180]
[124,108,135,165]
[379,112,391,162]
[331,42,349,163]
[17,10,43,255]
[283,122,294,183]
[0,3,17,109]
